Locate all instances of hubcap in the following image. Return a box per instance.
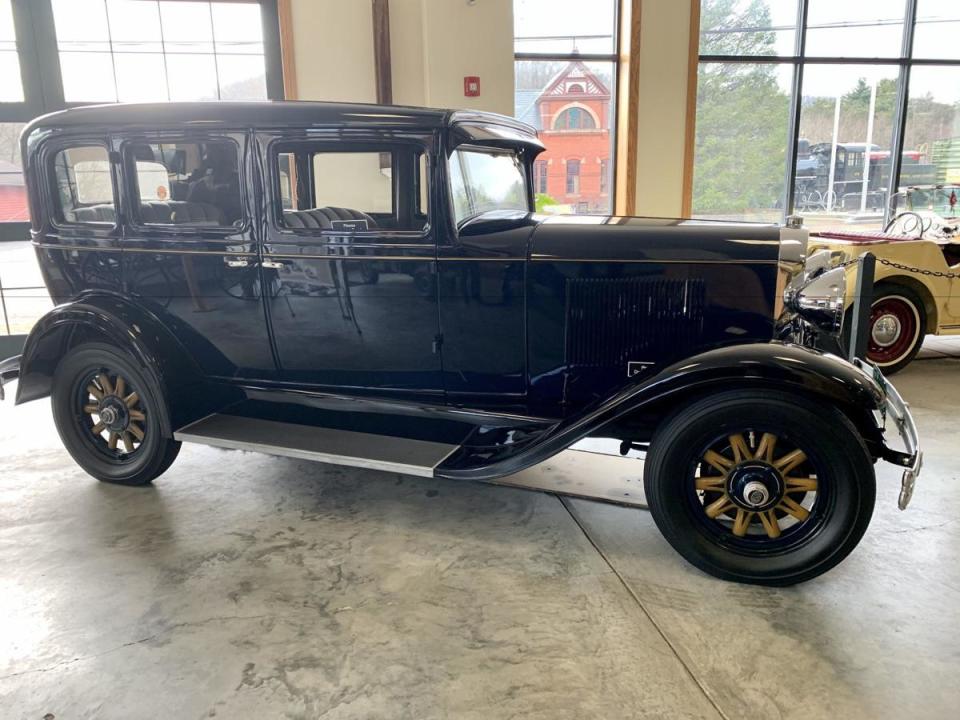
[79,371,146,455]
[868,296,919,365]
[871,313,901,347]
[694,432,819,540]
[726,461,783,511]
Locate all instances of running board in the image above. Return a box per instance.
[174,414,458,478]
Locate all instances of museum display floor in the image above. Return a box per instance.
[1,357,958,719]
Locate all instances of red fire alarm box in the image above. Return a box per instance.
[464,76,480,97]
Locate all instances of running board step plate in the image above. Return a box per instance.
[174,414,458,478]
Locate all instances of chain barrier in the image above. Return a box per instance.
[832,255,960,280]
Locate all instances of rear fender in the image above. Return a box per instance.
[15,292,214,434]
[437,343,886,481]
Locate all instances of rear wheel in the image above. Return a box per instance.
[644,391,875,586]
[52,343,180,485]
[865,283,926,374]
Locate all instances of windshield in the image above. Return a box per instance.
[448,148,529,225]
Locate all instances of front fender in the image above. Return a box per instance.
[15,292,210,434]
[437,343,886,481]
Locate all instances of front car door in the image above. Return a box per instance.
[258,130,442,396]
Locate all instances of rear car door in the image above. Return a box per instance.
[258,131,442,396]
[118,131,275,380]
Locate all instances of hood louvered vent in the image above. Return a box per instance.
[564,277,706,367]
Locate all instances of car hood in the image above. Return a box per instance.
[529,214,783,264]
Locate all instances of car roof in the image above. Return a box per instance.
[23,101,538,137]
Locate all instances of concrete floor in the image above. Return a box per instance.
[2,358,959,719]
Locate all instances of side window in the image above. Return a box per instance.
[126,139,242,227]
[276,144,429,233]
[448,148,529,226]
[52,146,116,224]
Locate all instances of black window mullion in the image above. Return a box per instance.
[783,0,809,220]
[260,0,284,100]
[887,0,919,227]
[21,0,64,114]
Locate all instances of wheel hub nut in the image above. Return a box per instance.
[742,481,770,508]
[100,406,118,425]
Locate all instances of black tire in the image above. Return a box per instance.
[52,343,181,485]
[845,282,926,375]
[643,390,875,586]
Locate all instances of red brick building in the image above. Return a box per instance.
[516,61,612,214]
[0,160,29,222]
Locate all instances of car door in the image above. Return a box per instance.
[258,131,442,396]
[118,130,276,380]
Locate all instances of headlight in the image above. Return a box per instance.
[785,265,846,331]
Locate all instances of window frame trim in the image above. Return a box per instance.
[45,138,120,231]
[447,143,531,228]
[266,136,435,242]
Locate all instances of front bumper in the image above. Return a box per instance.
[853,358,922,510]
[0,354,20,402]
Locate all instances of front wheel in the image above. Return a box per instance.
[52,343,181,485]
[644,391,875,586]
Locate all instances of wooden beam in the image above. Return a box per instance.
[680,0,701,218]
[277,0,297,99]
[372,0,393,105]
[615,0,642,216]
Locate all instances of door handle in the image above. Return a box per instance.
[260,260,286,270]
[225,258,250,268]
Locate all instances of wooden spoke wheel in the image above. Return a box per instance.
[78,370,147,459]
[52,343,180,486]
[692,431,822,547]
[643,390,875,586]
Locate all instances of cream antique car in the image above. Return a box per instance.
[808,205,960,373]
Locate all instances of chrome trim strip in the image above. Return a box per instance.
[266,254,432,261]
[34,243,257,257]
[530,256,780,265]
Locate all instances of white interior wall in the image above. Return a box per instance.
[288,0,514,116]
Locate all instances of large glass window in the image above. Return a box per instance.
[513,0,617,215]
[0,0,283,342]
[51,0,268,103]
[0,0,23,102]
[692,0,960,231]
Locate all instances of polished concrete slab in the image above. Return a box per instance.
[2,358,959,718]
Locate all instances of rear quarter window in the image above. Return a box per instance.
[52,145,116,224]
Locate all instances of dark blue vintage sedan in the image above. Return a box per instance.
[0,102,920,585]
